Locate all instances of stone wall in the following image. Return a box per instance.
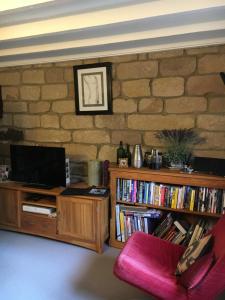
[0,44,225,165]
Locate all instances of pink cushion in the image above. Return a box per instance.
[114,232,187,300]
[179,252,214,289]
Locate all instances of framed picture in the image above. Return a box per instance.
[73,62,112,115]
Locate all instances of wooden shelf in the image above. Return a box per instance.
[0,182,109,253]
[22,199,56,208]
[116,200,222,218]
[109,165,225,249]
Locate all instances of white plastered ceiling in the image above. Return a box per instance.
[0,0,225,67]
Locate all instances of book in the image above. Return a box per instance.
[115,204,121,241]
[174,220,187,235]
[119,211,126,242]
[188,220,202,246]
[22,205,55,215]
[182,224,195,246]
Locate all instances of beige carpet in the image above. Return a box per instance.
[0,230,151,300]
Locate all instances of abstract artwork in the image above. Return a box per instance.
[73,62,112,115]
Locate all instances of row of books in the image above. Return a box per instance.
[153,213,213,247]
[116,178,225,214]
[115,204,162,242]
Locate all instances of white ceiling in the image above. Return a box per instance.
[0,0,225,67]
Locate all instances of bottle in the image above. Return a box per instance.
[117,141,125,164]
[125,144,132,166]
[151,149,160,170]
[132,144,143,168]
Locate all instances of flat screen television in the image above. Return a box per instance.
[10,144,66,188]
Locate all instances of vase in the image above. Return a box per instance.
[88,160,101,186]
[132,144,143,168]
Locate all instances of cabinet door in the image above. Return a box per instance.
[58,196,96,242]
[0,188,19,228]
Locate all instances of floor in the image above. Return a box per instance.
[0,230,151,300]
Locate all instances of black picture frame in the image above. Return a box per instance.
[73,62,112,115]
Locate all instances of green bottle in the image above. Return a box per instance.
[125,144,132,166]
[117,141,125,164]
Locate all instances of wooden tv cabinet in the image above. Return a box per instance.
[0,182,109,253]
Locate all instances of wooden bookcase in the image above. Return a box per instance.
[109,164,225,249]
[0,182,109,253]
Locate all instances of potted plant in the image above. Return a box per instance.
[155,129,204,169]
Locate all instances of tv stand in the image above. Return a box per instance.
[23,183,55,190]
[0,182,109,253]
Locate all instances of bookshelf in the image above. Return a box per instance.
[109,164,225,249]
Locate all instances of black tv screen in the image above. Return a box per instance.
[10,145,66,188]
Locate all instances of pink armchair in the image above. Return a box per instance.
[114,215,225,300]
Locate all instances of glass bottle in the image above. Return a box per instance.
[151,149,160,170]
[125,144,132,166]
[117,141,125,164]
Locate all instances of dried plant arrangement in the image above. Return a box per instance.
[155,129,204,168]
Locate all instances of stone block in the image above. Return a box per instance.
[122,79,150,97]
[42,84,68,100]
[193,150,225,159]
[152,77,184,97]
[2,87,19,100]
[208,97,225,112]
[160,57,196,76]
[55,60,83,67]
[98,145,117,162]
[128,114,194,130]
[29,102,50,113]
[144,131,164,147]
[95,115,126,129]
[100,54,137,63]
[64,68,74,82]
[45,68,64,83]
[3,102,27,113]
[148,49,184,59]
[138,53,148,60]
[186,46,219,55]
[139,97,163,113]
[117,61,158,80]
[25,129,71,142]
[64,143,97,160]
[0,114,12,126]
[198,54,225,74]
[52,100,75,113]
[112,81,121,98]
[20,86,41,101]
[34,63,53,68]
[61,115,93,129]
[165,97,206,113]
[113,98,137,113]
[22,70,45,84]
[68,83,75,98]
[111,131,141,145]
[0,72,20,85]
[197,132,225,149]
[40,115,59,128]
[197,115,225,131]
[13,115,40,128]
[187,75,225,95]
[73,130,110,144]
